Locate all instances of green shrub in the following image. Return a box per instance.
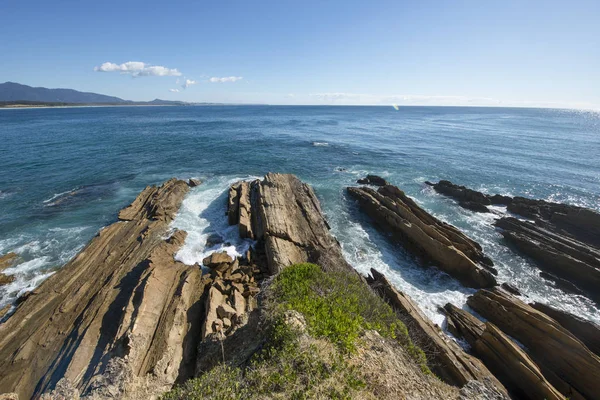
[161,263,429,399]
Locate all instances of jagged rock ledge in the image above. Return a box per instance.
[347,183,497,288]
[467,287,600,400]
[367,269,507,395]
[427,179,600,302]
[0,178,195,399]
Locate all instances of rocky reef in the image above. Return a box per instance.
[427,179,600,302]
[347,184,497,288]
[0,173,598,400]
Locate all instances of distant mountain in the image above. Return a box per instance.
[0,82,128,104]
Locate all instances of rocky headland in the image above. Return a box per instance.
[0,173,598,400]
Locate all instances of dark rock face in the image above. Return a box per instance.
[500,282,522,296]
[530,302,600,356]
[367,269,507,394]
[443,303,565,400]
[347,185,497,288]
[495,217,600,302]
[357,174,389,186]
[467,288,600,400]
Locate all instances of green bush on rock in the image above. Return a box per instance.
[162,263,429,400]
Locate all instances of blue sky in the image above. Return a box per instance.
[1,0,598,107]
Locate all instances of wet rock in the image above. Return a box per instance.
[205,233,224,248]
[357,174,389,186]
[0,304,11,320]
[0,253,18,272]
[429,180,493,212]
[444,303,565,400]
[188,178,202,187]
[539,271,586,296]
[496,217,600,302]
[367,268,507,394]
[348,185,497,288]
[500,282,522,296]
[467,287,600,400]
[0,274,15,287]
[530,302,600,356]
[0,179,200,399]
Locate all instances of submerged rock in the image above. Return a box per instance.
[348,184,497,288]
[0,253,18,272]
[467,287,600,400]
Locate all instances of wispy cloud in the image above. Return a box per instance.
[208,76,243,83]
[309,92,502,106]
[169,88,180,93]
[182,79,198,89]
[94,61,182,77]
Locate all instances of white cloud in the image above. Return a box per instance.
[182,79,198,89]
[309,92,503,106]
[94,61,182,77]
[208,76,243,83]
[169,88,180,93]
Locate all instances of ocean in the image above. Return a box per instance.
[1,105,599,325]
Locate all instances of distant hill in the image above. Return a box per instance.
[0,82,128,104]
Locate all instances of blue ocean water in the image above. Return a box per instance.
[1,105,599,324]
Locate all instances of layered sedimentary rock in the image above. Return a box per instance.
[467,287,600,400]
[228,173,353,274]
[0,253,18,288]
[443,303,565,400]
[367,269,507,395]
[495,217,600,301]
[425,180,511,212]
[348,184,496,288]
[530,302,600,356]
[0,179,198,399]
[428,179,600,302]
[357,174,389,186]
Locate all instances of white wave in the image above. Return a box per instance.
[3,256,50,274]
[171,176,257,267]
[312,142,329,146]
[43,189,76,204]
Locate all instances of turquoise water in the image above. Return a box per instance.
[1,105,599,324]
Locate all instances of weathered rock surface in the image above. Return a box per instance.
[496,217,600,302]
[0,178,200,399]
[357,174,389,186]
[228,174,354,274]
[367,269,507,395]
[443,303,565,400]
[530,302,600,356]
[188,178,201,187]
[348,185,497,288]
[467,287,600,400]
[0,253,18,272]
[429,180,600,303]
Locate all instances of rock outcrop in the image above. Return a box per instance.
[367,269,507,395]
[467,287,600,400]
[228,174,354,274]
[428,179,600,302]
[0,179,197,399]
[348,184,497,288]
[495,217,600,302]
[425,180,510,212]
[443,304,565,400]
[0,253,17,288]
[357,174,389,186]
[530,302,600,356]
